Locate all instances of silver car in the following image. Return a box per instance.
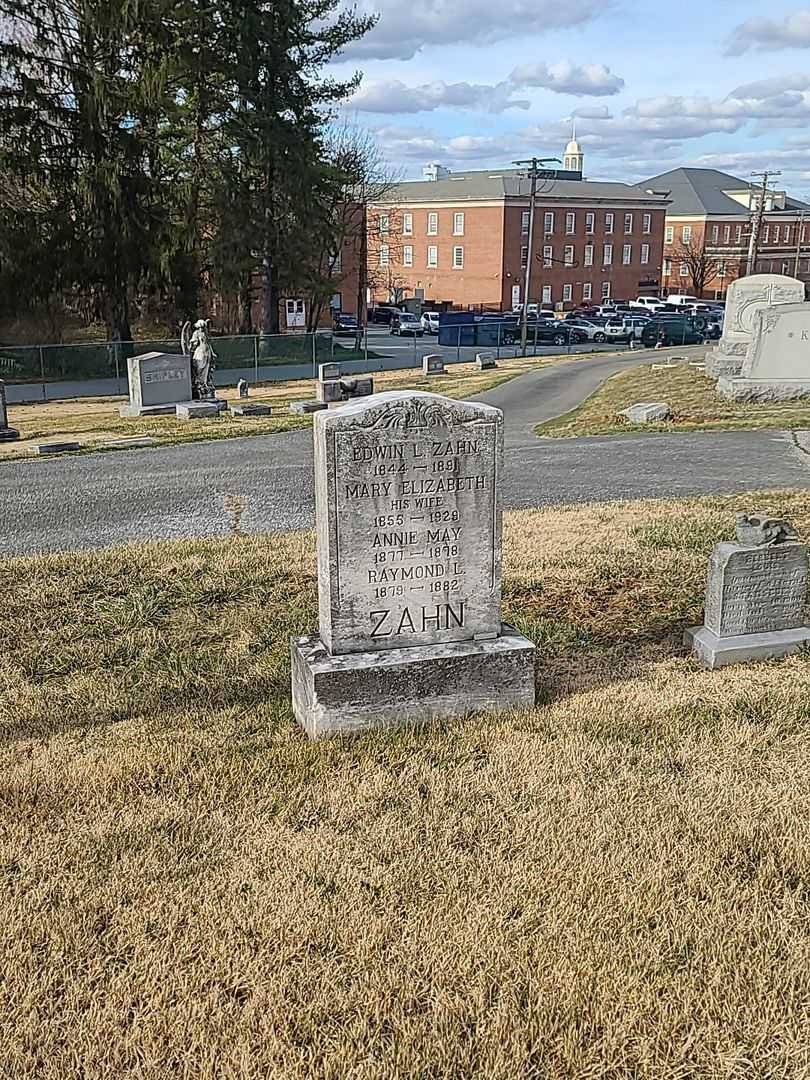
[604,316,650,343]
[566,319,609,342]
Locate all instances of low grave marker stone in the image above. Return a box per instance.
[0,380,19,442]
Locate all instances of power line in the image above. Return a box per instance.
[513,156,559,355]
[746,170,781,276]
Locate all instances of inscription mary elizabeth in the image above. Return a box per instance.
[315,391,503,655]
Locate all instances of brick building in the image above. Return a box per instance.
[367,149,669,311]
[641,168,810,299]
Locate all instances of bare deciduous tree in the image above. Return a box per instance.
[672,236,722,298]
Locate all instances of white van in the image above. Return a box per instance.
[665,294,699,307]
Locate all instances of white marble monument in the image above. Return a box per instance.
[718,302,810,400]
[0,379,20,441]
[705,273,804,377]
[290,390,536,737]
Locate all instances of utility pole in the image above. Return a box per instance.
[795,210,806,278]
[746,170,781,276]
[513,156,559,355]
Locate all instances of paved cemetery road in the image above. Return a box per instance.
[3,350,810,556]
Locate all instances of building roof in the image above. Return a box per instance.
[379,167,669,207]
[640,167,810,216]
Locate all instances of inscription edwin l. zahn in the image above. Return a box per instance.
[315,391,503,654]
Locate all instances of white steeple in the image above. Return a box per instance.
[563,120,584,173]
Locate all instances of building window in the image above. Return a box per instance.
[679,261,689,277]
[624,213,633,234]
[522,211,530,232]
[682,225,692,242]
[543,245,553,267]
[427,212,438,236]
[453,212,465,236]
[782,260,791,275]
[330,249,342,274]
[605,212,614,233]
[665,226,673,244]
[774,225,781,244]
[564,245,574,266]
[583,282,592,301]
[785,226,792,246]
[403,245,413,267]
[378,213,390,236]
[544,212,555,234]
[379,245,389,267]
[521,245,528,266]
[803,226,807,244]
[563,283,573,302]
[427,245,437,267]
[643,213,651,234]
[711,225,719,243]
[584,244,594,266]
[566,212,575,234]
[601,281,611,299]
[603,243,613,265]
[736,225,742,243]
[641,243,650,265]
[663,257,672,275]
[622,244,632,265]
[452,245,464,269]
[717,259,726,276]
[542,285,552,304]
[586,212,595,234]
[403,213,413,236]
[763,226,770,243]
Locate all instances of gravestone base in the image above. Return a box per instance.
[685,624,810,670]
[291,623,536,738]
[120,398,227,418]
[0,426,19,442]
[704,346,746,379]
[717,378,810,402]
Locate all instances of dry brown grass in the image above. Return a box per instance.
[3,355,554,460]
[537,361,810,437]
[3,493,810,1077]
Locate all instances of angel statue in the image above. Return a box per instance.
[181,318,217,400]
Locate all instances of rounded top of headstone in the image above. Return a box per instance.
[728,272,804,292]
[313,389,502,430]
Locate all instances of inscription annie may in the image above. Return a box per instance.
[315,392,503,655]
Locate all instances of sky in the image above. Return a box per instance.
[330,1,810,196]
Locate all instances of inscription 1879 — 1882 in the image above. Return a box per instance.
[314,391,504,655]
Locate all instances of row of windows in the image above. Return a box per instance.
[377,211,465,238]
[378,244,465,269]
[521,243,652,267]
[377,209,655,238]
[522,210,653,236]
[532,281,613,303]
[666,222,808,247]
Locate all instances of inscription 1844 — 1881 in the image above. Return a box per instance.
[314,391,503,655]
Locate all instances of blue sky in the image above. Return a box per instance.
[331,1,810,195]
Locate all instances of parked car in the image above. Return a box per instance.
[370,305,400,325]
[390,312,424,337]
[630,296,669,313]
[665,293,700,307]
[604,316,650,343]
[528,322,588,346]
[567,319,609,342]
[640,317,706,347]
[421,311,440,334]
[332,312,359,336]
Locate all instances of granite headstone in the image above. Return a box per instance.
[120,351,193,417]
[0,379,20,442]
[717,302,810,400]
[705,274,804,377]
[291,390,536,736]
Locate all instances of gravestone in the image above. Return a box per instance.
[317,379,344,404]
[0,380,20,442]
[237,379,249,399]
[120,352,193,417]
[290,400,328,414]
[476,352,497,370]
[619,401,671,423]
[423,354,446,375]
[177,401,219,419]
[705,274,804,377]
[319,363,341,382]
[717,302,810,400]
[230,403,272,417]
[685,512,810,668]
[291,390,536,737]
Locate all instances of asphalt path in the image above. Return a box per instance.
[2,349,810,556]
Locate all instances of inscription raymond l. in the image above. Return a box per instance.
[315,391,503,655]
[704,542,808,637]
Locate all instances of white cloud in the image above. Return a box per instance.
[570,105,613,120]
[726,10,810,55]
[338,0,606,61]
[510,60,624,96]
[349,79,530,115]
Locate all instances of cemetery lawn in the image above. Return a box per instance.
[5,492,810,1078]
[2,355,555,460]
[538,360,810,437]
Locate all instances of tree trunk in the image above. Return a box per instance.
[103,283,132,342]
[238,280,253,335]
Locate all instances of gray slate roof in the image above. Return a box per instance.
[383,167,669,206]
[640,167,810,216]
